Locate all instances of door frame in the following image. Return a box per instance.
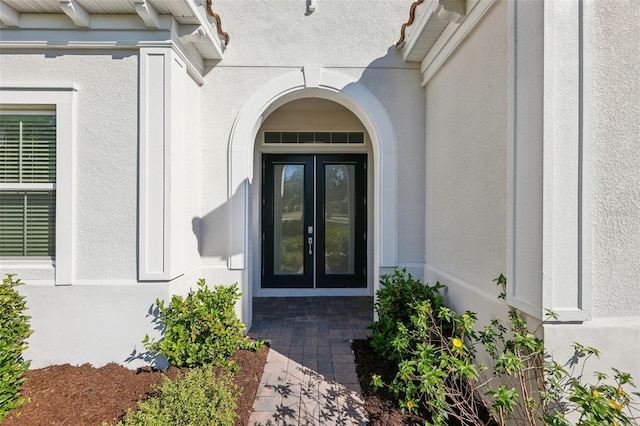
[261,153,367,289]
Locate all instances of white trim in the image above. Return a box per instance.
[138,47,170,281]
[228,66,398,271]
[425,264,497,305]
[579,0,594,322]
[0,12,222,78]
[541,0,592,322]
[254,288,372,298]
[506,0,544,318]
[0,84,77,286]
[506,0,592,322]
[419,0,497,85]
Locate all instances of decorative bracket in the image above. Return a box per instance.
[0,1,20,27]
[59,0,90,28]
[437,0,465,24]
[134,1,160,28]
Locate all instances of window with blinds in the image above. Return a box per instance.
[0,113,56,257]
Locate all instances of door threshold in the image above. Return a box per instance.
[254,287,372,298]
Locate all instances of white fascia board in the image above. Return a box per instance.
[0,13,172,30]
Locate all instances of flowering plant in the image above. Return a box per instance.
[370,272,640,425]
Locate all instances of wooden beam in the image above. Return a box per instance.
[0,1,21,27]
[134,1,160,28]
[59,0,90,28]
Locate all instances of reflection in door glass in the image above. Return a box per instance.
[324,164,355,274]
[273,164,304,274]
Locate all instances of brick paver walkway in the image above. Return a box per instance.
[247,297,373,426]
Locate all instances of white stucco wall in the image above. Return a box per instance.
[0,49,212,367]
[591,0,640,318]
[1,0,425,367]
[200,0,425,278]
[0,52,139,281]
[545,0,640,384]
[423,1,508,315]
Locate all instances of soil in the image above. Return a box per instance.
[3,345,269,426]
[352,339,429,425]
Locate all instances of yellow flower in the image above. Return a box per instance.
[406,400,415,409]
[616,386,627,396]
[592,389,600,397]
[607,399,623,411]
[462,314,469,319]
[452,338,463,348]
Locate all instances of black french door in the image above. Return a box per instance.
[262,154,367,288]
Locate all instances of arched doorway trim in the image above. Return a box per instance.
[228,65,398,279]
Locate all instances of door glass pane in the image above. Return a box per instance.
[324,164,355,274]
[273,164,305,274]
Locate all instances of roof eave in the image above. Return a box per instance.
[398,0,466,63]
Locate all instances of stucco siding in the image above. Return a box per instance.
[424,1,507,300]
[200,0,425,269]
[214,0,412,69]
[0,52,139,281]
[591,0,640,318]
[360,68,425,265]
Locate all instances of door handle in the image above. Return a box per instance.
[307,226,313,254]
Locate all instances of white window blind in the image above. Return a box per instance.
[0,114,56,257]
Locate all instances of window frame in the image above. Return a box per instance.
[0,84,77,285]
[0,111,57,258]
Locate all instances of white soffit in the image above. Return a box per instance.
[399,0,497,85]
[0,0,224,62]
[400,0,453,63]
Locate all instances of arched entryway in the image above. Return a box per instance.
[228,65,398,325]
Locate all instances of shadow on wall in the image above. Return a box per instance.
[124,184,251,368]
[124,303,169,370]
[191,180,251,259]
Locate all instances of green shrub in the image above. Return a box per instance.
[0,274,32,421]
[119,366,238,426]
[143,280,261,370]
[370,268,446,362]
[371,274,640,426]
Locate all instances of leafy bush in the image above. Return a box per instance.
[143,280,261,370]
[371,272,640,425]
[479,276,640,426]
[0,274,32,421]
[370,268,446,362]
[372,293,485,425]
[119,366,238,426]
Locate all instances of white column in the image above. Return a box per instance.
[138,47,186,281]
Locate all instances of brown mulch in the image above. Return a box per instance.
[352,339,429,425]
[3,345,269,426]
[4,339,442,426]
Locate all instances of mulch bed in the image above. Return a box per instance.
[5,340,432,425]
[3,345,269,426]
[352,339,429,425]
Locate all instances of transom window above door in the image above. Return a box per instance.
[264,131,364,144]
